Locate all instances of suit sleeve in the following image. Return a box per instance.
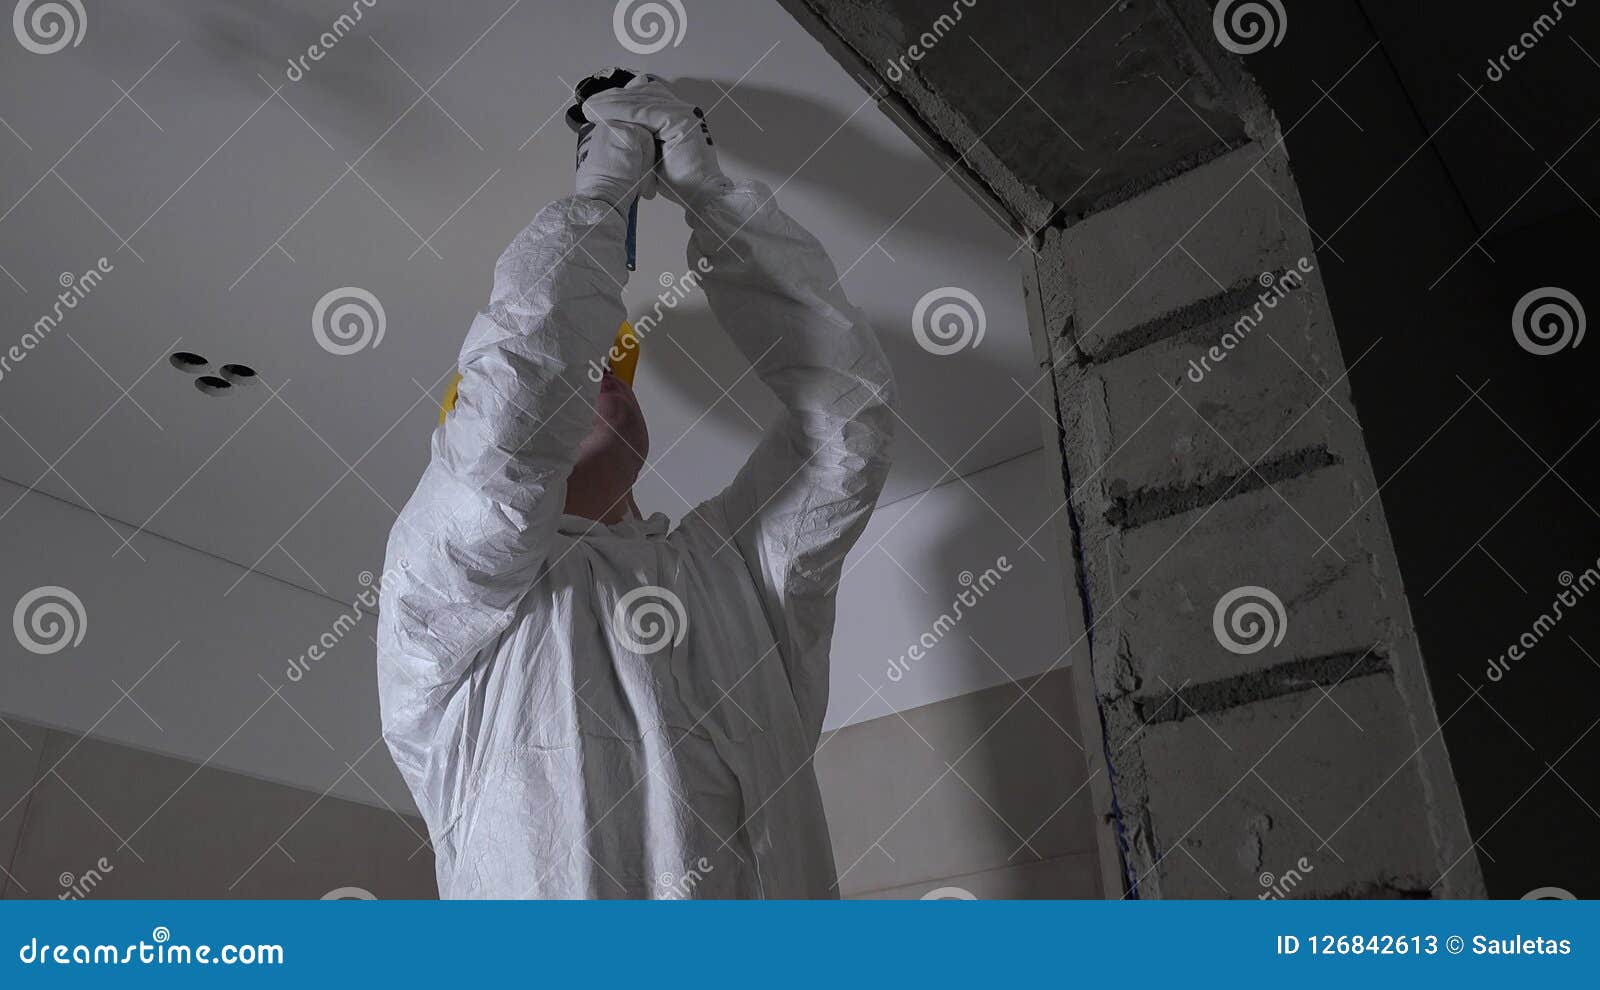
[686,181,896,743]
[376,195,628,785]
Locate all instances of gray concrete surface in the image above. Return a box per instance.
[779,0,1248,231]
[786,0,1485,898]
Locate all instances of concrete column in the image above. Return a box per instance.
[1024,137,1480,897]
[782,0,1484,897]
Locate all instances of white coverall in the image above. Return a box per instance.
[376,168,895,897]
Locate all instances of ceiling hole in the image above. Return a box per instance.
[195,376,232,396]
[220,363,257,385]
[169,352,209,374]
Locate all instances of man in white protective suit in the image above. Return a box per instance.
[376,73,896,899]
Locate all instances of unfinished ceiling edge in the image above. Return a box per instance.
[775,0,1039,238]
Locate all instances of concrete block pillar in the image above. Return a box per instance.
[1024,139,1482,897]
[781,0,1484,897]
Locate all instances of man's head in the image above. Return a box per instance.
[564,365,648,523]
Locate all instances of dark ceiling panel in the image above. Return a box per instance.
[1358,0,1600,237]
[792,0,1249,226]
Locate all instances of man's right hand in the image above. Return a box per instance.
[583,74,731,210]
[574,115,658,214]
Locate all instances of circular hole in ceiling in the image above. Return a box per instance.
[219,363,257,385]
[169,352,210,374]
[195,375,232,396]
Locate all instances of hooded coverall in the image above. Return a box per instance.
[376,174,896,898]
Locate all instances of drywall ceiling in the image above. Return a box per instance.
[0,0,1041,602]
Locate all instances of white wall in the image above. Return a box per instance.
[0,444,1081,810]
[827,449,1078,729]
[0,476,409,812]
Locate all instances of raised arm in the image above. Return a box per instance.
[695,182,897,736]
[586,77,896,740]
[376,117,653,785]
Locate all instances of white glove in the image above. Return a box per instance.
[575,115,658,214]
[582,73,731,210]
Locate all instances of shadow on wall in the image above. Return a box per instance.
[670,78,988,246]
[640,300,1032,503]
[141,3,967,244]
[152,0,410,125]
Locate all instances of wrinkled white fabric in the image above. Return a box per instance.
[377,182,895,899]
